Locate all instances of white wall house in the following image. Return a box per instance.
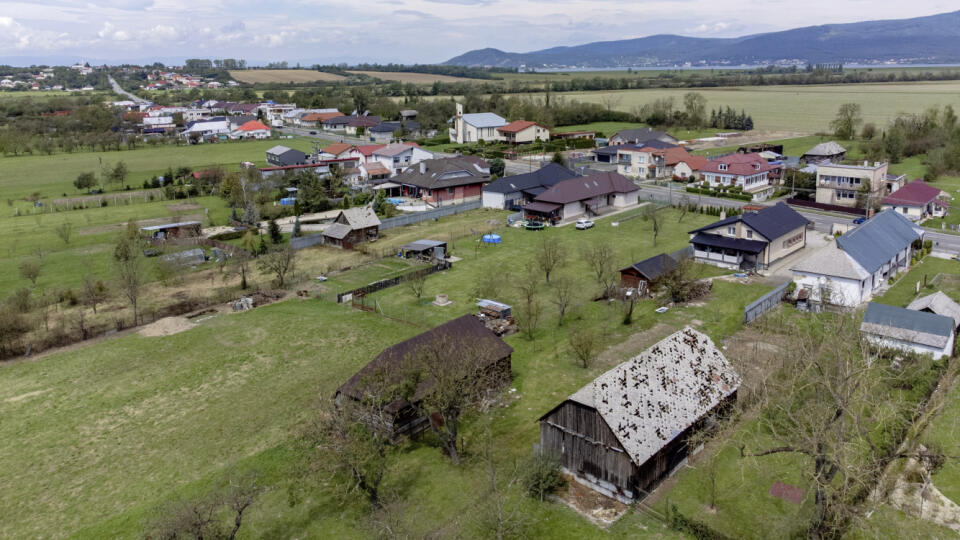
[698,153,775,202]
[448,104,507,144]
[369,144,434,176]
[860,303,955,360]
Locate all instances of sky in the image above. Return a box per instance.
[0,1,956,66]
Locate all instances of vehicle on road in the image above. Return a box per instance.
[309,130,317,135]
[575,219,594,230]
[852,217,867,225]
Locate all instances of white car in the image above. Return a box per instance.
[575,219,594,230]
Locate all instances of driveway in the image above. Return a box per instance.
[759,229,832,284]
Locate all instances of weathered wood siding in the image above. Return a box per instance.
[540,400,639,498]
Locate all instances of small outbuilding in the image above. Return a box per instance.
[860,302,956,360]
[399,239,447,261]
[619,252,680,293]
[335,315,514,437]
[907,291,960,328]
[538,328,740,502]
[139,221,202,241]
[322,206,381,250]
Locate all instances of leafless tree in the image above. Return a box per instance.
[536,236,566,285]
[600,94,622,112]
[739,315,885,539]
[18,258,41,287]
[401,336,502,465]
[81,275,108,314]
[661,255,709,303]
[677,194,692,222]
[228,250,252,290]
[643,204,662,247]
[257,245,296,287]
[144,472,263,540]
[568,326,599,368]
[54,221,73,245]
[113,235,144,326]
[0,306,31,356]
[550,276,574,327]
[582,241,618,298]
[517,298,542,342]
[474,263,511,300]
[408,272,427,300]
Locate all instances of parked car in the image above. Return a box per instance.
[575,219,594,230]
[309,130,317,135]
[852,216,867,225]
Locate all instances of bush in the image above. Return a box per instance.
[521,450,565,501]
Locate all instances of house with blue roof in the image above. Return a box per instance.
[687,203,810,271]
[860,302,955,360]
[792,210,923,307]
[449,103,507,144]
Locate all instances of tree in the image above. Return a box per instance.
[683,92,707,129]
[228,250,252,290]
[292,216,302,238]
[643,204,662,247]
[536,236,566,285]
[81,275,108,314]
[400,336,501,465]
[0,306,31,356]
[473,424,529,540]
[109,161,129,187]
[18,259,41,287]
[830,103,863,140]
[739,315,885,539]
[517,297,542,342]
[113,235,143,326]
[661,255,708,303]
[550,276,574,326]
[268,218,282,244]
[54,221,73,245]
[551,152,565,166]
[488,158,505,179]
[257,245,296,287]
[568,326,598,368]
[73,172,97,192]
[582,241,618,298]
[407,271,427,300]
[145,473,263,540]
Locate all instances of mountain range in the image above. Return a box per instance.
[445,11,960,68]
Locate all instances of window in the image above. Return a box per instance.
[746,230,753,239]
[719,164,728,171]
[624,166,631,173]
[638,155,645,164]
[782,232,803,249]
[727,226,736,235]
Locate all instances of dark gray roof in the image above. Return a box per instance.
[621,253,678,281]
[612,128,676,143]
[401,239,446,252]
[369,120,420,133]
[861,302,955,348]
[393,157,490,190]
[482,163,577,194]
[690,233,767,254]
[534,171,638,205]
[689,203,809,242]
[836,210,922,274]
[596,140,676,156]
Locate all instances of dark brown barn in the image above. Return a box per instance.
[323,206,381,249]
[538,328,740,502]
[619,252,679,293]
[336,314,513,437]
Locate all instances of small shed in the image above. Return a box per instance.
[477,299,511,319]
[160,247,206,266]
[322,206,381,249]
[620,253,679,292]
[139,221,202,241]
[860,302,955,360]
[538,328,740,502]
[399,239,447,261]
[907,291,960,328]
[335,315,514,437]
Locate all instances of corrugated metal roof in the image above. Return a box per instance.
[804,141,846,156]
[791,244,870,280]
[861,302,954,348]
[836,210,922,274]
[907,292,960,327]
[462,112,507,129]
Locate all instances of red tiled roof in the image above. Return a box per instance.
[883,179,942,207]
[700,152,774,176]
[322,143,355,156]
[357,144,386,156]
[302,111,341,122]
[363,162,391,176]
[236,120,270,132]
[497,120,544,133]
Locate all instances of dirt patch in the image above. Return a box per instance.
[166,203,202,212]
[5,389,49,403]
[595,323,674,368]
[79,214,203,236]
[688,130,809,150]
[554,474,630,527]
[138,316,195,337]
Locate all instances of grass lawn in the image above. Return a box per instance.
[692,135,850,158]
[0,204,773,538]
[0,137,316,204]
[876,257,960,307]
[553,121,715,140]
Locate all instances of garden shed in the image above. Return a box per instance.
[399,239,447,261]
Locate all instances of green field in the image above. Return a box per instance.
[540,82,960,133]
[878,257,960,307]
[0,205,774,538]
[0,137,316,204]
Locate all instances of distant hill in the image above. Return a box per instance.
[445,11,960,68]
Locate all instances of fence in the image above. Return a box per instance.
[744,280,791,323]
[786,198,866,216]
[290,233,325,250]
[380,199,483,230]
[337,261,452,303]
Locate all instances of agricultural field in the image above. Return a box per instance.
[537,82,960,133]
[229,69,346,83]
[0,137,315,205]
[347,70,480,84]
[0,205,774,538]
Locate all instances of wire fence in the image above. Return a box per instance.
[380,199,483,230]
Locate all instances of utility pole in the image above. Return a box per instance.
[98,156,104,192]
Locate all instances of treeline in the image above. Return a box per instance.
[855,104,960,181]
[346,63,515,79]
[709,107,754,131]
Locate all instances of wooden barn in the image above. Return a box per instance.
[538,328,740,502]
[335,315,514,437]
[322,206,381,250]
[619,252,679,293]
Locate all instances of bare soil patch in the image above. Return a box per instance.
[347,70,478,84]
[79,214,203,236]
[688,130,809,150]
[5,389,49,403]
[138,316,196,337]
[554,474,630,527]
[229,69,345,83]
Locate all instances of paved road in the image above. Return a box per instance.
[107,75,151,105]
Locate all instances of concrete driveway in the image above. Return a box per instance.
[759,229,832,284]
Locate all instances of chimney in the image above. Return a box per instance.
[420,161,426,174]
[863,160,868,167]
[874,162,880,167]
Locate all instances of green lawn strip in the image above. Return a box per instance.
[845,503,958,539]
[876,257,960,307]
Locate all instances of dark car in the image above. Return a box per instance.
[309,130,317,135]
[852,217,867,225]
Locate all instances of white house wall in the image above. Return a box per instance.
[793,272,867,307]
[482,191,506,209]
[863,332,954,360]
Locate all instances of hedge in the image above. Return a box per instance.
[685,187,753,202]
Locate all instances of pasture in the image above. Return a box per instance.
[229,69,346,84]
[347,70,479,84]
[0,205,774,538]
